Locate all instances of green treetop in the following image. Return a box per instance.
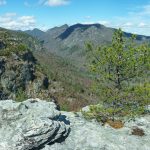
[86,29,150,119]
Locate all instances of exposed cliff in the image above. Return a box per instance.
[0,28,50,100]
[0,50,50,100]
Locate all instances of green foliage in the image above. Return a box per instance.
[15,89,27,102]
[0,44,28,56]
[0,28,42,55]
[33,51,95,111]
[86,29,150,120]
[16,44,28,52]
[60,102,70,111]
[0,30,29,56]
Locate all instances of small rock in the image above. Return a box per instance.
[81,106,90,112]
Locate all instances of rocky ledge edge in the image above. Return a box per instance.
[0,99,149,150]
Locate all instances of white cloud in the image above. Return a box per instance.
[111,20,150,35]
[40,0,70,6]
[105,2,150,36]
[19,16,36,26]
[39,24,49,31]
[138,22,147,27]
[80,2,150,36]
[5,13,17,17]
[121,22,133,27]
[0,0,6,5]
[0,13,36,30]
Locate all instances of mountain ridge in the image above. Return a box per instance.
[25,23,150,39]
[25,23,150,68]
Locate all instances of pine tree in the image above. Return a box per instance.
[86,29,150,119]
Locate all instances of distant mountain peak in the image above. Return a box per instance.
[33,28,45,32]
[46,24,69,32]
[24,28,45,39]
[46,24,69,38]
[60,24,69,28]
[58,23,105,40]
[72,23,104,28]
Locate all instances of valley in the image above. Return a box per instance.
[0,24,150,112]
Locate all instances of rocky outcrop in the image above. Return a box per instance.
[0,99,70,150]
[0,28,50,100]
[0,41,6,50]
[0,99,149,150]
[0,51,51,100]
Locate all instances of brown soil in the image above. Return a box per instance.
[106,120,124,129]
[131,127,145,136]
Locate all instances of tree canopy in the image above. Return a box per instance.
[86,29,150,120]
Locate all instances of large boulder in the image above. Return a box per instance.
[0,99,70,150]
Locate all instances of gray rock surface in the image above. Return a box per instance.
[0,51,51,100]
[0,99,149,150]
[81,105,90,113]
[0,41,6,49]
[0,99,70,150]
[43,112,150,150]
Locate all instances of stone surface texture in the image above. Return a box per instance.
[0,99,149,150]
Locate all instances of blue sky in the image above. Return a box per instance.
[0,0,150,35]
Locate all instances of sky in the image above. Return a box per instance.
[0,0,150,35]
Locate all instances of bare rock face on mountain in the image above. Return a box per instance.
[0,28,51,100]
[0,41,6,49]
[0,50,50,100]
[0,99,70,150]
[46,24,69,38]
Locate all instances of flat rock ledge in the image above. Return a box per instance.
[0,99,149,150]
[45,112,150,150]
